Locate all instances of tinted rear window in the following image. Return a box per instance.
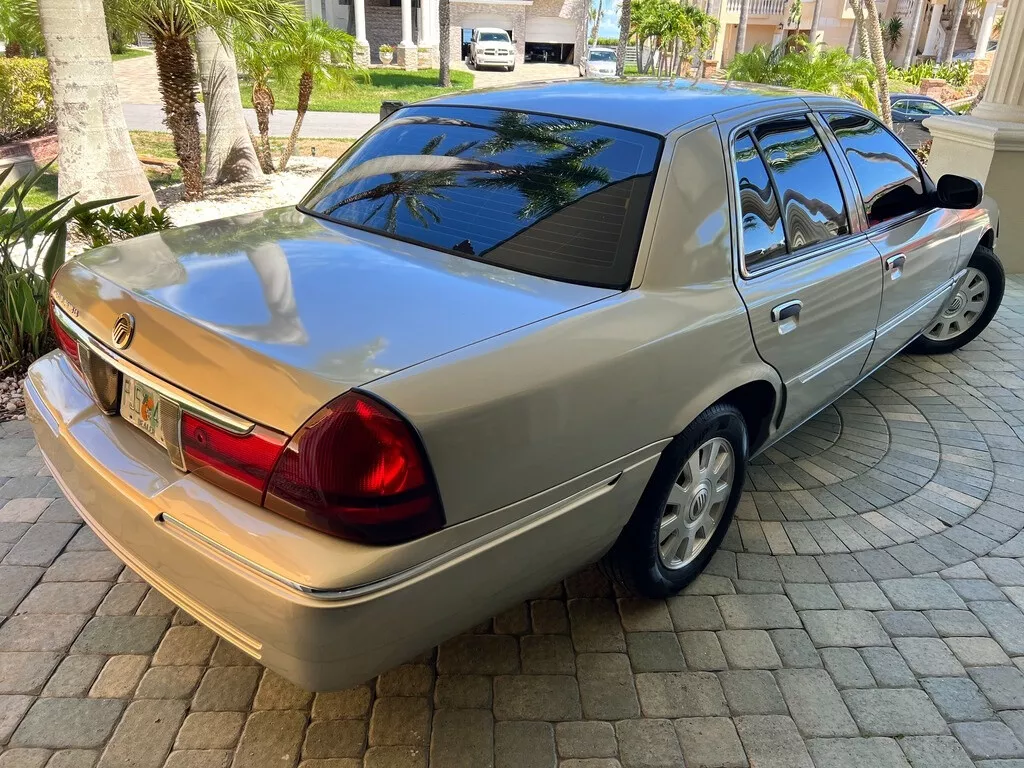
[301,106,662,289]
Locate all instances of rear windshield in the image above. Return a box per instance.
[589,50,616,61]
[300,105,662,289]
[480,32,509,41]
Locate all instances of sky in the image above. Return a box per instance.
[593,0,622,40]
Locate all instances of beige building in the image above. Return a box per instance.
[305,0,587,68]
[712,0,1003,67]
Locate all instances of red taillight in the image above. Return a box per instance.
[264,392,444,543]
[48,301,80,369]
[181,413,287,505]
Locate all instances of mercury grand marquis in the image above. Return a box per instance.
[27,79,1004,690]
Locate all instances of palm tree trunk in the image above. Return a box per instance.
[37,0,154,206]
[808,0,824,53]
[251,82,275,173]
[851,0,870,57]
[438,0,451,86]
[153,34,204,200]
[862,0,893,127]
[940,0,967,62]
[902,0,925,67]
[615,0,631,75]
[736,0,750,56]
[847,15,859,55]
[279,70,312,171]
[196,27,263,185]
[591,0,603,44]
[6,42,22,57]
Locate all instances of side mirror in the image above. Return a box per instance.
[936,174,983,209]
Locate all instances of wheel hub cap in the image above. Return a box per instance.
[657,436,735,570]
[924,267,990,342]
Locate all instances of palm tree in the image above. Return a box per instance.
[274,18,361,172]
[881,16,903,56]
[616,0,632,76]
[234,31,276,173]
[735,0,750,57]
[940,0,967,62]
[861,0,893,126]
[808,0,823,53]
[902,0,924,67]
[591,0,604,45]
[37,0,155,206]
[0,0,43,56]
[106,0,298,201]
[196,27,263,184]
[438,0,452,86]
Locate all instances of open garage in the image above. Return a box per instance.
[458,12,514,60]
[524,16,576,63]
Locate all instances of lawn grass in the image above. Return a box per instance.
[241,68,475,113]
[111,48,152,61]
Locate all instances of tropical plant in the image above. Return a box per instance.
[0,163,134,373]
[881,15,903,55]
[274,18,362,171]
[0,0,44,57]
[233,30,279,173]
[104,0,299,201]
[616,0,631,76]
[590,0,604,45]
[788,0,802,28]
[379,44,393,53]
[631,0,716,75]
[73,201,173,249]
[861,0,893,126]
[887,59,972,87]
[0,58,54,143]
[728,37,879,112]
[38,0,155,207]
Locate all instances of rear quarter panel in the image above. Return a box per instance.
[367,121,780,526]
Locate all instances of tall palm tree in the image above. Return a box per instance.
[196,27,263,184]
[0,0,43,56]
[616,0,632,76]
[234,31,277,173]
[438,0,452,86]
[902,0,925,67]
[735,0,750,57]
[37,0,155,206]
[591,0,604,45]
[861,0,893,127]
[940,0,967,62]
[106,0,298,201]
[274,18,361,171]
[807,0,824,53]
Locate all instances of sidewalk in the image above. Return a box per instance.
[122,103,379,140]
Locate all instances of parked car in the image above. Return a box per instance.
[468,27,515,71]
[890,93,956,149]
[954,40,997,61]
[581,46,617,77]
[31,80,1003,691]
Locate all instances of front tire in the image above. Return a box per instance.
[601,404,748,598]
[909,244,1004,355]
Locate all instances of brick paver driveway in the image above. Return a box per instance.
[3,278,1024,768]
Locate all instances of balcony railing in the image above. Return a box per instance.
[726,0,786,14]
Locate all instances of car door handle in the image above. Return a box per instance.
[885,253,906,280]
[771,300,802,323]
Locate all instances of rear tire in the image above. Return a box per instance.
[601,404,748,598]
[909,244,1004,355]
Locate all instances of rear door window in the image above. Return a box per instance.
[734,131,787,271]
[301,105,662,289]
[823,112,928,226]
[752,116,850,253]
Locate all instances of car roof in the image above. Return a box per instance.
[426,78,850,136]
[890,93,938,101]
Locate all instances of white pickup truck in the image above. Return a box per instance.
[469,27,516,71]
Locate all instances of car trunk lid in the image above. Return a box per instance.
[53,207,616,433]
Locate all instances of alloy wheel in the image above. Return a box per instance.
[924,267,990,342]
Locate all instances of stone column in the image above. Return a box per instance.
[974,0,999,61]
[353,0,370,67]
[396,0,418,69]
[922,0,944,57]
[926,0,1024,272]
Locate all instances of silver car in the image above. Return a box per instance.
[581,46,617,77]
[30,80,1003,690]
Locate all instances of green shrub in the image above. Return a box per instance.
[0,58,55,144]
[0,162,140,374]
[888,60,972,89]
[73,202,172,250]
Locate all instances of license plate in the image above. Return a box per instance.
[120,376,165,447]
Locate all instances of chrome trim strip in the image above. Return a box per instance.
[52,305,254,435]
[798,331,875,385]
[876,277,956,338]
[161,471,623,601]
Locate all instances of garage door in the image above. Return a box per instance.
[460,13,514,31]
[525,16,577,43]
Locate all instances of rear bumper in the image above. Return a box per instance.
[26,351,657,690]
